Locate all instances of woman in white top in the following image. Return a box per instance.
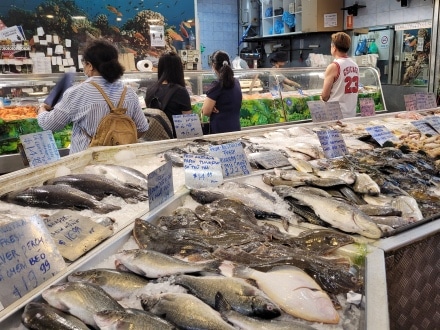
[321,32,359,118]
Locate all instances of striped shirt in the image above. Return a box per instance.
[38,76,149,154]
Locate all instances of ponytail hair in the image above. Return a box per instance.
[211,50,235,89]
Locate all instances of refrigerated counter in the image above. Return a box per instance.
[0,66,385,173]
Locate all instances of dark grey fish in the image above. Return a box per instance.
[83,164,149,191]
[22,301,89,330]
[94,309,177,330]
[0,185,121,214]
[44,173,147,203]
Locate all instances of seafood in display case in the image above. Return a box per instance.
[0,107,439,328]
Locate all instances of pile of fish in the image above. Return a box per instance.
[0,164,149,214]
[20,182,366,329]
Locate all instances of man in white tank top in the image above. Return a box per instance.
[321,32,359,118]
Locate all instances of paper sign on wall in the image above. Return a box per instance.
[365,125,399,146]
[150,25,165,47]
[184,154,223,188]
[209,141,252,178]
[19,131,60,168]
[0,216,66,309]
[316,130,348,159]
[148,161,174,210]
[173,113,203,139]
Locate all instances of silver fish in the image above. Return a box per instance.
[0,185,121,214]
[44,173,147,203]
[114,249,221,278]
[94,309,177,330]
[287,157,316,173]
[173,274,281,318]
[230,265,340,324]
[141,292,236,330]
[83,164,149,191]
[215,292,316,330]
[286,192,382,238]
[353,173,381,196]
[42,281,125,328]
[314,168,356,185]
[21,301,90,330]
[67,268,149,300]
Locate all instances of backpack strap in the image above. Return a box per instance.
[161,84,179,110]
[89,81,127,113]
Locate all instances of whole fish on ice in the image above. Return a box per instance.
[173,274,281,318]
[94,309,177,330]
[228,264,340,324]
[141,292,236,330]
[284,192,382,238]
[83,164,149,191]
[44,173,147,203]
[42,281,125,328]
[114,249,221,278]
[0,185,121,214]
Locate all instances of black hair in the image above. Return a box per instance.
[157,52,186,87]
[145,52,186,104]
[83,39,124,83]
[211,50,235,89]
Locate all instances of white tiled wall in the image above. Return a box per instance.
[343,0,433,28]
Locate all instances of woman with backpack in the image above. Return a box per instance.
[201,50,242,134]
[37,39,149,153]
[145,52,192,138]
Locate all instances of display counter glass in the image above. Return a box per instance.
[0,66,384,157]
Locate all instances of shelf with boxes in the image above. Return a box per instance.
[261,0,343,37]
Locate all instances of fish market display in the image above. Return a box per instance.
[44,173,148,203]
[0,185,121,214]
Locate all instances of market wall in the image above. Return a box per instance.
[343,0,433,28]
[197,0,240,69]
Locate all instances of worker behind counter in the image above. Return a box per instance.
[321,32,359,118]
[269,51,301,93]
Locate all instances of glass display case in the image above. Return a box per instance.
[0,66,384,160]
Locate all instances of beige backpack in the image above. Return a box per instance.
[86,82,138,147]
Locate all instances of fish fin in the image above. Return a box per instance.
[214,292,232,317]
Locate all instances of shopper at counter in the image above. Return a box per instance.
[37,39,149,154]
[201,50,242,134]
[321,32,359,118]
[145,51,192,137]
[269,51,301,92]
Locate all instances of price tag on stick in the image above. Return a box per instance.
[19,131,60,168]
[184,154,223,189]
[147,161,174,211]
[317,130,348,159]
[209,141,252,178]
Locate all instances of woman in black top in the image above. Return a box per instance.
[145,52,192,137]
